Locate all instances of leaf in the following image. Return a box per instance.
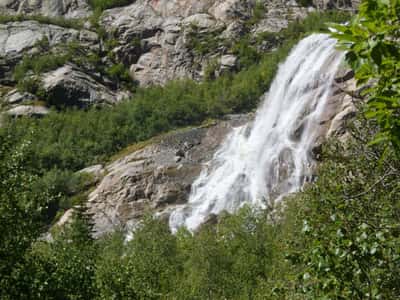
[371,43,383,66]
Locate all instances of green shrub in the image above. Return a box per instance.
[106,63,131,84]
[88,0,134,11]
[297,0,314,7]
[331,0,400,154]
[287,122,400,299]
[186,24,224,56]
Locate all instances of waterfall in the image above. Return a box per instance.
[169,33,344,233]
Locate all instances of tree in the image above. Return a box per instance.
[0,135,52,299]
[331,0,400,154]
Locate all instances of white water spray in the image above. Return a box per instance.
[169,34,344,232]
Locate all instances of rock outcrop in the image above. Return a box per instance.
[42,64,130,107]
[0,20,98,83]
[99,0,315,86]
[87,115,251,237]
[0,0,91,18]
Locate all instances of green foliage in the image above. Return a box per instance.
[186,24,224,56]
[331,0,400,153]
[175,208,288,299]
[106,63,132,85]
[297,0,314,7]
[88,0,134,11]
[0,14,83,30]
[4,43,289,173]
[0,136,52,299]
[287,122,400,299]
[23,212,98,299]
[232,11,349,70]
[13,53,70,83]
[97,217,178,299]
[1,119,398,299]
[245,1,267,27]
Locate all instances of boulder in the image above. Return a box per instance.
[182,13,218,29]
[220,54,237,70]
[42,64,128,107]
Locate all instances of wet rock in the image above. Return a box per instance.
[86,114,251,237]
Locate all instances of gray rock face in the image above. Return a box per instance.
[0,21,98,83]
[42,64,129,107]
[0,0,91,18]
[101,1,194,86]
[78,164,106,185]
[87,115,251,237]
[99,0,315,87]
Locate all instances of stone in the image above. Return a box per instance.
[55,208,75,227]
[220,54,237,69]
[5,89,37,104]
[209,0,255,23]
[78,164,105,184]
[149,0,215,18]
[6,104,49,117]
[182,13,218,29]
[42,64,126,107]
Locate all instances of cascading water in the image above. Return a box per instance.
[169,33,345,233]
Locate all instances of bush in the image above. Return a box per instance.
[287,123,400,299]
[331,0,400,153]
[88,0,134,11]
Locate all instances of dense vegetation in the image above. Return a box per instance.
[1,118,398,299]
[88,0,135,11]
[331,0,400,152]
[1,1,399,299]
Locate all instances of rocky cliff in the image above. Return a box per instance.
[0,0,357,113]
